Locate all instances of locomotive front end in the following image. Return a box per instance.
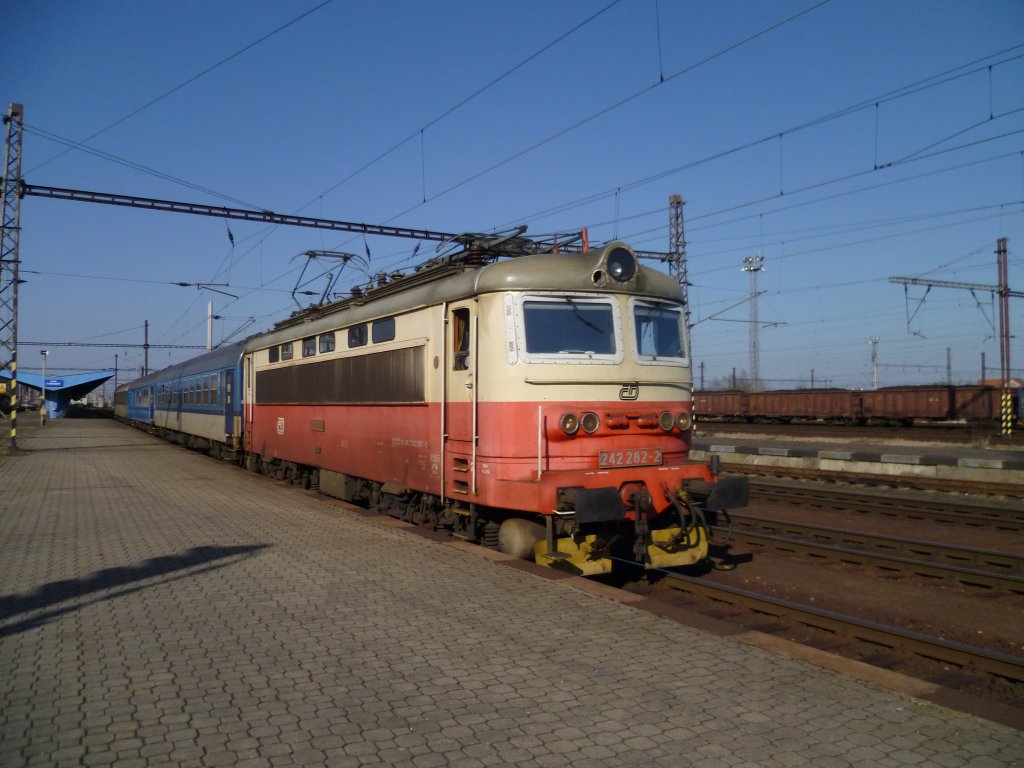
[478,242,748,575]
[535,403,747,575]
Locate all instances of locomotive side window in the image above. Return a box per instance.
[452,309,470,370]
[372,317,395,343]
[348,325,368,348]
[281,342,294,361]
[319,332,336,353]
[522,297,617,357]
[268,346,279,364]
[633,301,686,361]
[302,336,317,358]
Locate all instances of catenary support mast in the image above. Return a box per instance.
[1,103,24,448]
[890,238,1022,435]
[668,195,689,327]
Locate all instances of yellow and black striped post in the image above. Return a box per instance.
[1002,389,1014,437]
[7,361,15,447]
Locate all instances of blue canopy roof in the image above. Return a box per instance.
[1,369,115,419]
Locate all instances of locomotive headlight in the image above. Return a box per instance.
[675,411,692,431]
[658,411,675,431]
[559,413,580,435]
[580,412,601,434]
[606,247,636,282]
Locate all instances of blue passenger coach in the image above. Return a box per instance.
[115,342,246,459]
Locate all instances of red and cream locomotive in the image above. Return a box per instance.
[241,239,746,575]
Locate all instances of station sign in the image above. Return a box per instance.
[44,378,64,388]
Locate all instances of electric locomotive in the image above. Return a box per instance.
[245,239,746,575]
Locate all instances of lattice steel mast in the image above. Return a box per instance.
[741,255,765,391]
[668,195,689,327]
[1,103,24,448]
[890,238,1022,434]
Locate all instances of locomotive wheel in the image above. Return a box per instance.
[498,518,545,560]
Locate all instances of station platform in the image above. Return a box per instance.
[692,429,1024,487]
[1,419,1021,767]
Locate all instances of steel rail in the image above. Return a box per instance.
[718,515,1024,593]
[748,477,1024,530]
[663,572,1024,683]
[726,463,1024,498]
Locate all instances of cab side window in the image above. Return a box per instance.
[453,308,470,371]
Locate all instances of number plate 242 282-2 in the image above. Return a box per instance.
[598,448,663,468]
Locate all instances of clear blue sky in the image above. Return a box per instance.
[4,0,1023,391]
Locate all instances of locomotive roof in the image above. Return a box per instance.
[249,242,682,350]
[117,341,246,392]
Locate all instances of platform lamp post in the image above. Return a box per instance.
[39,349,48,425]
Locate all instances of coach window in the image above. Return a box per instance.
[372,317,396,343]
[268,346,279,364]
[302,336,317,357]
[453,308,470,370]
[281,342,294,361]
[348,324,368,348]
[211,373,219,405]
[319,332,336,353]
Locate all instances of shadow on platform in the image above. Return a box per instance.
[0,544,270,638]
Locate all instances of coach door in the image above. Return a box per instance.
[445,302,477,496]
[223,370,233,438]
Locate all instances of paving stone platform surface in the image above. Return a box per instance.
[1,419,1021,767]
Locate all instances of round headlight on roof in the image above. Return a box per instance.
[606,247,636,282]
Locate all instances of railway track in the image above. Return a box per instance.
[716,514,1024,594]
[700,420,1024,447]
[747,477,1024,530]
[660,572,1024,688]
[727,463,1024,498]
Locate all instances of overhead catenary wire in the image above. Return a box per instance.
[493,47,1024,231]
[199,0,634,289]
[381,0,835,225]
[26,0,336,175]
[13,8,1021,382]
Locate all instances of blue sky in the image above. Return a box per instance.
[4,0,1023,391]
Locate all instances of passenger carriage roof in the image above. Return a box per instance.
[117,341,246,393]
